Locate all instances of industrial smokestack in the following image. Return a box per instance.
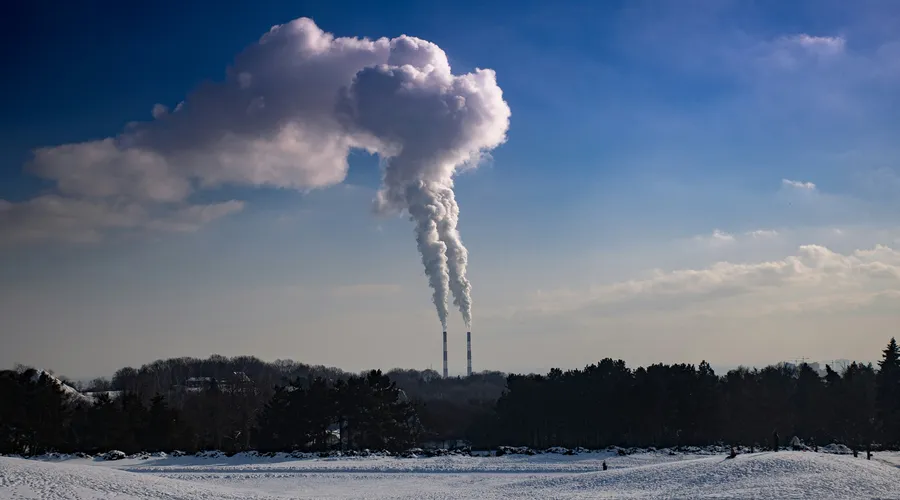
[442,331,448,378]
[466,331,472,377]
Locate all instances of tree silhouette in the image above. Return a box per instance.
[876,338,900,446]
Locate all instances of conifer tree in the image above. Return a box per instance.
[145,395,177,451]
[876,338,900,445]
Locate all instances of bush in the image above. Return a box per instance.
[103,450,126,461]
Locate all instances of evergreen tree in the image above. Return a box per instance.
[876,338,900,445]
[305,377,335,452]
[0,369,70,455]
[0,370,31,454]
[255,385,293,451]
[793,363,825,444]
[844,363,877,450]
[362,370,420,451]
[822,364,842,441]
[117,393,147,454]
[95,393,121,451]
[255,380,314,451]
[144,395,178,451]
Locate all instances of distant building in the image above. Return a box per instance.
[82,390,123,401]
[180,372,254,392]
[184,377,215,390]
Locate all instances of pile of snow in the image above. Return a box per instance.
[397,448,472,458]
[821,443,854,455]
[103,450,127,461]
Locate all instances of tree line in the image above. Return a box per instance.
[1,338,898,455]
[474,339,900,451]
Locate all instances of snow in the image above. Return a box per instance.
[819,443,853,455]
[82,390,123,400]
[3,450,900,499]
[28,370,94,405]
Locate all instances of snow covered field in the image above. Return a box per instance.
[3,450,900,499]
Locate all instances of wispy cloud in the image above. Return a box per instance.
[0,196,244,245]
[746,229,779,239]
[694,229,736,247]
[691,228,780,248]
[525,244,900,319]
[782,179,817,190]
[782,34,846,57]
[147,201,246,233]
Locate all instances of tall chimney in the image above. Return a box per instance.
[442,331,448,378]
[466,331,472,377]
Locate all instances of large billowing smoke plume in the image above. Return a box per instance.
[4,18,510,328]
[338,35,507,328]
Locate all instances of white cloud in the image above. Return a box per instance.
[527,244,900,319]
[694,229,736,247]
[5,17,508,246]
[186,123,355,191]
[782,178,816,190]
[0,196,146,244]
[747,229,779,238]
[28,139,190,203]
[757,34,847,71]
[0,196,244,244]
[721,30,900,122]
[786,34,846,56]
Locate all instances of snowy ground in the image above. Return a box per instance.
[3,450,900,499]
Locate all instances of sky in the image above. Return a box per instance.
[2,0,900,379]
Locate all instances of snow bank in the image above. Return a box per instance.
[820,443,854,455]
[515,451,900,499]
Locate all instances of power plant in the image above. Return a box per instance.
[466,331,472,377]
[440,330,473,378]
[442,331,448,378]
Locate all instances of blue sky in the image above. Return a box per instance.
[2,0,900,378]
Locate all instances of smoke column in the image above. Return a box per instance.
[436,184,472,328]
[405,184,450,329]
[17,18,510,329]
[342,35,510,328]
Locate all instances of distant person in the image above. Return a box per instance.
[602,461,608,471]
